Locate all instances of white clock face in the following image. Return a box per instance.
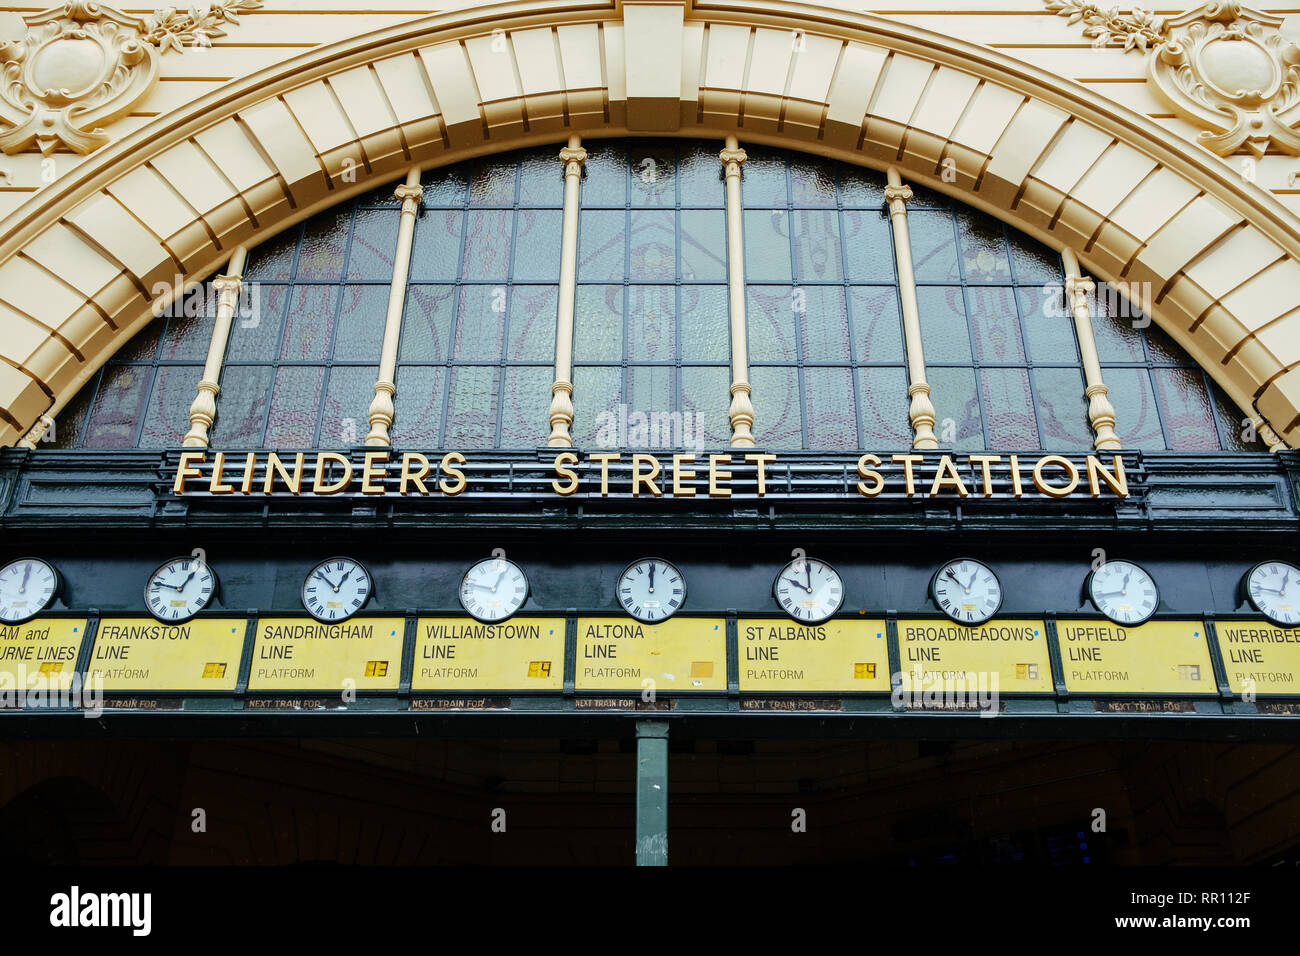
[0,558,59,624]
[1087,559,1158,626]
[146,557,216,622]
[773,557,844,624]
[302,557,372,622]
[932,558,1002,625]
[1245,560,1300,627]
[617,558,685,623]
[460,558,528,623]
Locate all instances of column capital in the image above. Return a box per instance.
[883,183,913,204]
[719,145,747,171]
[559,145,588,176]
[211,273,242,297]
[393,182,423,207]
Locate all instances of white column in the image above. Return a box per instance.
[1061,247,1122,450]
[366,167,424,446]
[548,135,587,447]
[182,245,248,447]
[884,167,938,449]
[720,136,755,448]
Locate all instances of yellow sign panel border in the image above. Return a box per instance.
[248,616,405,692]
[0,617,88,687]
[894,617,1055,694]
[737,618,891,693]
[1213,618,1300,697]
[575,616,727,692]
[412,616,566,692]
[88,617,246,692]
[1055,618,1216,696]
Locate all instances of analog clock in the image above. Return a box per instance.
[0,557,60,624]
[145,556,217,622]
[617,558,685,623]
[460,557,529,623]
[931,558,1002,625]
[1243,560,1300,627]
[1086,559,1158,626]
[773,556,844,624]
[302,557,372,623]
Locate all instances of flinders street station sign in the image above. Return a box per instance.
[170,449,1133,501]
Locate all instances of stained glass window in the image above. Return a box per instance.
[572,140,731,450]
[745,149,909,450]
[48,142,1266,455]
[199,199,393,448]
[46,286,213,448]
[1091,288,1265,451]
[396,149,561,448]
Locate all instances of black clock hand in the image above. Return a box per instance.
[648,562,656,592]
[337,567,353,588]
[804,563,812,593]
[315,570,339,591]
[783,576,807,591]
[19,563,31,593]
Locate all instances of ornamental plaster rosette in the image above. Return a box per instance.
[1047,1,1300,157]
[0,0,261,155]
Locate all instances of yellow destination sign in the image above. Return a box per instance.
[1056,619,1214,694]
[896,619,1053,692]
[1215,621,1300,695]
[0,618,86,684]
[738,618,890,692]
[88,618,246,691]
[249,617,405,691]
[575,617,726,692]
[413,617,565,690]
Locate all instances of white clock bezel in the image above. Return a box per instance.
[144,555,218,623]
[771,556,845,625]
[1085,558,1159,626]
[301,556,373,623]
[459,557,530,624]
[930,557,1003,625]
[0,557,61,624]
[616,557,686,623]
[1243,560,1300,627]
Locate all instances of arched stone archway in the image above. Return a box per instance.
[1,0,1298,447]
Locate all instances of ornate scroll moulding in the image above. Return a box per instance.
[0,0,261,155]
[1047,1,1300,158]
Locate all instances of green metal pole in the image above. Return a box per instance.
[635,719,669,866]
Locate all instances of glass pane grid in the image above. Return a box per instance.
[744,149,909,450]
[571,141,731,448]
[52,141,1265,455]
[398,151,560,448]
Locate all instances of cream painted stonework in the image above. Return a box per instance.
[0,0,1299,450]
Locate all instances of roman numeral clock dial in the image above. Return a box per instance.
[302,557,372,623]
[145,556,217,623]
[0,557,61,624]
[773,557,844,624]
[931,558,1002,625]
[460,557,529,623]
[1244,560,1300,627]
[1086,559,1158,626]
[617,558,685,623]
